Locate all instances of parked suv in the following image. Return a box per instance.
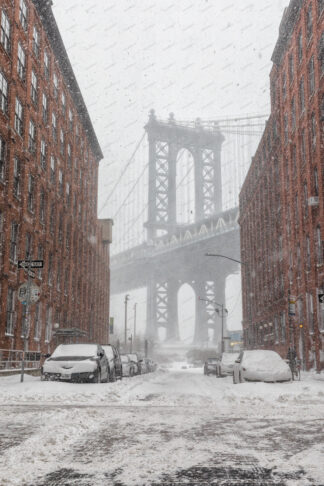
[102,344,123,381]
[42,344,109,383]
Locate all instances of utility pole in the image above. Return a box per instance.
[124,294,130,347]
[133,303,137,341]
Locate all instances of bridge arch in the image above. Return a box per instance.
[177,282,196,342]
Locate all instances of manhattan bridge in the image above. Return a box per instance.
[103,110,267,346]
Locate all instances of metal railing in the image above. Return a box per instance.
[0,349,41,371]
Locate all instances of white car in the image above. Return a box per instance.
[233,350,291,384]
[42,344,109,383]
[215,352,239,377]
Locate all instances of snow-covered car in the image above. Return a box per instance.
[233,350,291,384]
[102,345,123,381]
[204,357,219,375]
[216,352,239,377]
[120,354,136,377]
[42,344,109,383]
[145,358,157,372]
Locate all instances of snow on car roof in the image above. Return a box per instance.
[242,350,286,367]
[51,344,98,357]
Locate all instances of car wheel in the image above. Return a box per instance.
[130,368,134,377]
[239,371,244,383]
[110,368,116,382]
[233,372,237,384]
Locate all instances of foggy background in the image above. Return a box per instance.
[53,0,289,343]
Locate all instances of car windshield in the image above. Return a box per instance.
[50,344,97,360]
[128,354,138,362]
[121,356,128,363]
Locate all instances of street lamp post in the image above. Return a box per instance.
[133,303,137,341]
[205,253,252,347]
[124,294,130,346]
[198,297,228,352]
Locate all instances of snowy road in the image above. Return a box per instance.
[0,365,323,486]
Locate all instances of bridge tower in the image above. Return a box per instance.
[144,110,227,344]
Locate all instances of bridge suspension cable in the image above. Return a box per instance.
[98,131,146,216]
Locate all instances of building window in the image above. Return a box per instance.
[298,30,303,63]
[1,10,10,53]
[49,203,55,234]
[68,109,73,131]
[40,139,46,169]
[52,112,56,141]
[306,235,311,270]
[28,119,36,153]
[45,306,52,343]
[288,53,294,82]
[297,244,301,278]
[34,302,41,341]
[303,183,308,218]
[284,113,288,144]
[32,26,40,57]
[41,93,47,123]
[58,213,63,242]
[0,136,6,181]
[301,129,306,165]
[58,169,63,195]
[64,267,69,296]
[50,155,55,183]
[311,112,316,148]
[17,43,26,80]
[25,232,32,259]
[291,97,296,130]
[31,70,37,105]
[307,292,314,333]
[44,50,50,80]
[13,157,21,198]
[280,313,286,343]
[10,222,19,262]
[61,92,66,115]
[53,73,58,99]
[60,129,64,155]
[15,98,23,136]
[48,253,53,286]
[66,222,71,249]
[319,0,324,15]
[66,182,70,205]
[67,144,72,167]
[318,31,324,76]
[19,0,28,30]
[282,72,287,99]
[299,78,305,112]
[308,56,315,95]
[37,244,43,278]
[314,167,319,196]
[39,190,45,224]
[27,175,35,212]
[306,4,313,40]
[56,264,61,291]
[316,226,323,264]
[6,288,15,335]
[0,71,7,113]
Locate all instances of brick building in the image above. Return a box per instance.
[239,0,324,371]
[0,0,112,356]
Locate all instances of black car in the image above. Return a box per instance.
[102,344,123,381]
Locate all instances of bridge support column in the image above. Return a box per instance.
[193,281,209,344]
[146,277,179,342]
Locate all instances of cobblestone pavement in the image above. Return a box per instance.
[0,405,318,486]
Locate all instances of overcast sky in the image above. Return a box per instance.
[52,0,289,340]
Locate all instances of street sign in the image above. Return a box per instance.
[17,283,41,304]
[18,260,44,269]
[318,294,324,304]
[288,295,296,316]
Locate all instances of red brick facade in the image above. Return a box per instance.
[0,0,111,355]
[239,0,324,371]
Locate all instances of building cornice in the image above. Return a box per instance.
[271,0,303,66]
[32,0,104,161]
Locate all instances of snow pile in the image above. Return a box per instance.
[49,344,98,358]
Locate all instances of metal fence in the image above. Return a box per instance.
[0,349,41,371]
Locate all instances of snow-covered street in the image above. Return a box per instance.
[0,366,323,486]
